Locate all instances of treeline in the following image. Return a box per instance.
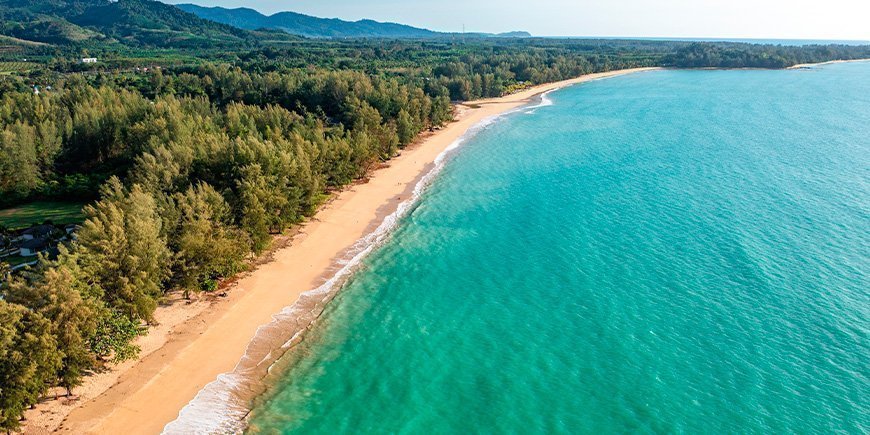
[0,65,446,431]
[0,42,663,206]
[2,37,870,429]
[667,42,870,68]
[0,68,452,206]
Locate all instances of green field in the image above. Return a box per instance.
[0,61,34,75]
[1,255,33,267]
[0,201,85,230]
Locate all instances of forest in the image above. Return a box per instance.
[1,31,869,431]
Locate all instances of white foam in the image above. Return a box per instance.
[524,88,558,114]
[162,94,555,434]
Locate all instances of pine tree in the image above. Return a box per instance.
[0,301,61,433]
[396,109,416,146]
[3,254,98,396]
[76,178,170,322]
[172,182,249,296]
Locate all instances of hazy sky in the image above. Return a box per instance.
[162,0,870,40]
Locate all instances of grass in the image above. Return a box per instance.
[2,255,34,267]
[0,61,35,75]
[0,201,86,230]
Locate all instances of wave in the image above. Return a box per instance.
[524,89,558,114]
[160,100,543,434]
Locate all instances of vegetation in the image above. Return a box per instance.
[0,201,84,230]
[176,4,531,39]
[0,0,284,48]
[176,4,441,39]
[0,0,868,430]
[667,42,870,68]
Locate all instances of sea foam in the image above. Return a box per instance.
[160,96,545,434]
[524,89,558,114]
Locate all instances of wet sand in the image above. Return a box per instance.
[52,67,658,435]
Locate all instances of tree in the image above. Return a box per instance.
[76,178,170,322]
[172,183,249,297]
[3,255,98,396]
[0,123,41,204]
[0,300,61,433]
[396,109,416,146]
[89,309,142,363]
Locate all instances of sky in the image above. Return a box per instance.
[162,0,870,41]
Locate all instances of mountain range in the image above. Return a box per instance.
[0,0,531,49]
[176,4,531,39]
[0,0,291,48]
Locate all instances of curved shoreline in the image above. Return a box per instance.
[787,58,870,69]
[163,97,511,435]
[50,67,657,435]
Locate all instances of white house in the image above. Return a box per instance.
[82,58,98,64]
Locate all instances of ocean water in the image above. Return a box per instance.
[247,63,870,433]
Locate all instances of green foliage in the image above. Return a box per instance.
[176,4,440,39]
[172,182,249,297]
[3,257,98,394]
[0,122,42,201]
[0,7,868,427]
[0,0,293,49]
[396,109,417,146]
[89,309,142,363]
[0,300,60,432]
[0,201,84,229]
[667,42,870,69]
[76,178,170,321]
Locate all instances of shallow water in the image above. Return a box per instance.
[248,63,870,433]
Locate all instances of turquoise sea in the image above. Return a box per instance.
[248,63,870,433]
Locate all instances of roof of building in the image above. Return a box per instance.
[20,238,49,250]
[22,224,55,237]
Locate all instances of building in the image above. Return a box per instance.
[20,238,49,257]
[82,58,98,64]
[20,224,55,241]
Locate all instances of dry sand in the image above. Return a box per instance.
[27,67,656,435]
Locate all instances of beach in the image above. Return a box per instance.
[27,67,655,435]
[242,61,870,433]
[788,58,870,69]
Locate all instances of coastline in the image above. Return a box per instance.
[34,67,657,435]
[787,58,870,69]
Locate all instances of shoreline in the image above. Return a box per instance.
[34,67,657,434]
[787,58,870,69]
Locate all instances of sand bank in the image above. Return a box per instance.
[40,67,657,435]
[788,58,870,69]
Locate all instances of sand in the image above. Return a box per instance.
[788,58,870,69]
[30,67,656,435]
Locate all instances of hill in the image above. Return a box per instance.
[176,4,531,39]
[0,0,294,48]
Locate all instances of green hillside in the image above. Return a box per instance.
[0,0,294,48]
[176,4,532,39]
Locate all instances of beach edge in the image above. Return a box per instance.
[52,67,658,435]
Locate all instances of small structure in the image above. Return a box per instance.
[20,238,49,257]
[20,224,54,241]
[82,57,98,64]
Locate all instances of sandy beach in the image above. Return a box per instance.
[27,67,655,435]
[788,58,870,69]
